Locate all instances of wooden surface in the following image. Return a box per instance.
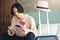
[0,0,17,40]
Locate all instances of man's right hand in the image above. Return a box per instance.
[8,29,15,36]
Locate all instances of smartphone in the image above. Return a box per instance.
[15,25,20,27]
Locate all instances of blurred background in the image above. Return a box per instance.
[0,0,60,40]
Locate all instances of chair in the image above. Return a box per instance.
[35,35,58,40]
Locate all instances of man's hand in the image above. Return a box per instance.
[8,29,15,36]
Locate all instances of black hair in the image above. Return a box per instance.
[11,3,24,15]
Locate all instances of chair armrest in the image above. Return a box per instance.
[35,35,58,40]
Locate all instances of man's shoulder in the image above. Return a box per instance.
[25,14,33,19]
[26,14,33,19]
[11,16,17,20]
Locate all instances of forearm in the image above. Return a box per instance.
[25,28,37,35]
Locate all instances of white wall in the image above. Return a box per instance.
[38,24,58,35]
[38,24,60,40]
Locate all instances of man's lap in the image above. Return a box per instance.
[2,32,35,40]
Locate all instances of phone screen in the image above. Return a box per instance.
[15,25,20,27]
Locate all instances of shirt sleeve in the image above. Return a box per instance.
[8,16,16,29]
[29,16,38,36]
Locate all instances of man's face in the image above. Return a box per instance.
[13,7,24,19]
[13,7,18,14]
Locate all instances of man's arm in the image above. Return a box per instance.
[8,16,16,36]
[29,17,38,36]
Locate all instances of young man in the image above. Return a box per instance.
[3,3,37,40]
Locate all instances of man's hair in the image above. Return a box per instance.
[11,3,24,15]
